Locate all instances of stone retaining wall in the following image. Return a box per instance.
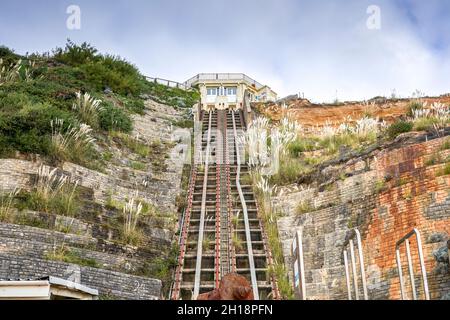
[277,136,450,300]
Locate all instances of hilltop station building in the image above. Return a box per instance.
[184,73,277,111]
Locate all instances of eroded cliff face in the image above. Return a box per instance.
[276,134,450,300]
[0,99,189,299]
[255,95,450,129]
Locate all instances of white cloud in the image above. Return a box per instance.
[1,0,449,103]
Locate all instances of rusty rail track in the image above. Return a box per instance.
[171,109,279,300]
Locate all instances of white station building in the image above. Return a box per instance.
[184,73,277,111]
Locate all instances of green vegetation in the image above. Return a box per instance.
[202,234,214,251]
[413,117,440,132]
[146,82,200,108]
[407,100,424,116]
[249,173,294,299]
[296,201,314,216]
[387,120,413,139]
[0,188,20,223]
[45,245,99,268]
[110,131,150,157]
[119,198,145,246]
[130,161,146,171]
[0,41,142,163]
[375,179,388,194]
[149,243,179,296]
[270,156,311,185]
[0,41,199,168]
[425,152,444,166]
[52,40,145,96]
[437,162,450,177]
[288,138,318,157]
[232,233,243,251]
[172,118,194,129]
[441,138,450,151]
[17,166,81,217]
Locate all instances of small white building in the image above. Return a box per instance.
[0,276,98,300]
[184,73,277,111]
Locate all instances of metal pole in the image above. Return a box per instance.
[396,247,406,300]
[343,250,352,300]
[405,239,417,300]
[395,229,430,300]
[355,230,368,300]
[414,229,430,300]
[349,240,359,300]
[296,229,306,300]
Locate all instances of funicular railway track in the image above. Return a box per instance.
[171,109,280,300]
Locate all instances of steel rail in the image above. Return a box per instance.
[214,115,222,288]
[226,112,237,273]
[193,111,213,299]
[231,111,259,300]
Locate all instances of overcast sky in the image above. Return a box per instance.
[1,0,449,102]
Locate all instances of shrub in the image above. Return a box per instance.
[387,121,413,139]
[407,100,424,116]
[53,40,98,66]
[437,162,450,177]
[270,157,309,185]
[121,198,144,246]
[0,46,20,65]
[121,96,145,114]
[53,40,146,96]
[172,119,194,129]
[23,165,80,216]
[45,245,99,268]
[99,103,133,133]
[296,201,313,215]
[145,82,200,108]
[232,233,243,251]
[425,152,443,166]
[441,138,450,151]
[72,91,104,128]
[413,117,439,132]
[0,188,20,222]
[49,118,97,166]
[0,102,76,156]
[0,58,21,85]
[375,179,387,193]
[130,161,146,171]
[288,138,317,157]
[111,132,150,157]
[202,234,214,251]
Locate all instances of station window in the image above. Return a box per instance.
[207,88,217,95]
[227,87,237,95]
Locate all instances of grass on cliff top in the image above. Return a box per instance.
[0,41,199,168]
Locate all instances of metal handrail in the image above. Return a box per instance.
[395,228,430,300]
[232,110,259,300]
[145,76,188,90]
[342,229,368,300]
